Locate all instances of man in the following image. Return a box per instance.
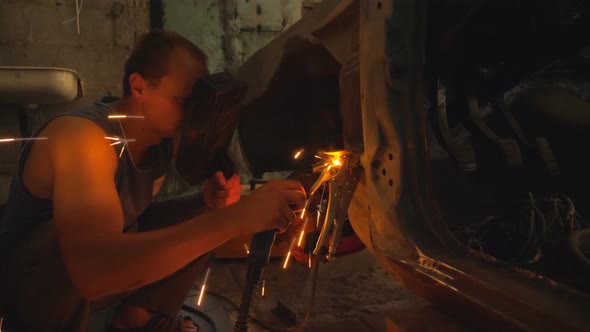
[0,30,306,331]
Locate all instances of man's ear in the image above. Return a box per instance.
[129,73,146,100]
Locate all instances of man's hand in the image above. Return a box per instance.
[232,180,307,235]
[275,209,318,243]
[203,171,241,209]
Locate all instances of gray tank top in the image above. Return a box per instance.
[0,102,173,234]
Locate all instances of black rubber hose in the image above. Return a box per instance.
[234,262,264,332]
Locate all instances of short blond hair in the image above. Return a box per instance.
[122,29,208,96]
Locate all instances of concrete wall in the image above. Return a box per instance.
[162,0,322,73]
[0,0,150,203]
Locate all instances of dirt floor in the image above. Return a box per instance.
[88,248,470,331]
[180,249,430,331]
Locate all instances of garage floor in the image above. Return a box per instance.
[180,250,468,332]
[89,249,468,332]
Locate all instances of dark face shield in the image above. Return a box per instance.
[176,72,247,186]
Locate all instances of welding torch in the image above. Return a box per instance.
[234,229,277,332]
[234,160,321,332]
[234,174,302,332]
[234,152,361,332]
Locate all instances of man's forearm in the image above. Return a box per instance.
[140,191,207,231]
[60,203,246,300]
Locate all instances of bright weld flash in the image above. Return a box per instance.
[320,151,346,168]
[283,237,296,269]
[244,243,249,255]
[0,137,47,143]
[197,267,211,306]
[293,148,304,159]
[261,280,266,297]
[108,115,145,119]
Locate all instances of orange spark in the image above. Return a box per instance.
[108,114,145,119]
[293,148,304,159]
[283,237,297,269]
[0,137,47,143]
[298,216,310,247]
[197,267,211,306]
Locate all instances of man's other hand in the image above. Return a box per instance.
[203,171,241,209]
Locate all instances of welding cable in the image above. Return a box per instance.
[75,0,81,35]
[456,192,588,264]
[188,290,292,332]
[291,259,320,332]
[61,0,84,32]
[180,305,218,332]
[190,261,320,332]
[510,193,543,263]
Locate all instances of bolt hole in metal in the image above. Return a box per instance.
[382,168,387,176]
[389,179,393,187]
[389,153,393,160]
[377,2,382,10]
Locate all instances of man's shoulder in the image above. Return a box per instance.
[42,115,117,167]
[21,111,118,200]
[44,115,109,141]
[42,100,117,138]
